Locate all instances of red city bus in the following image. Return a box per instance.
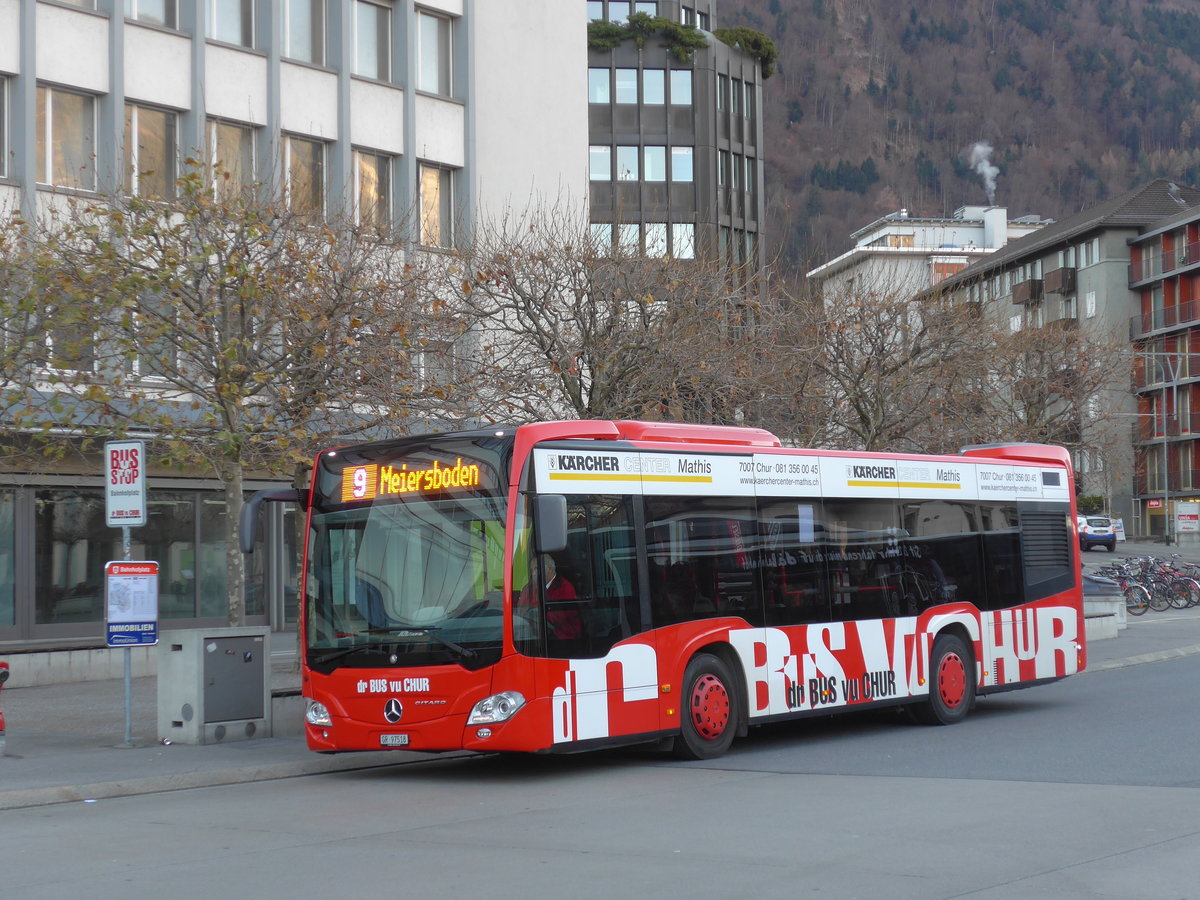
[245,420,1086,760]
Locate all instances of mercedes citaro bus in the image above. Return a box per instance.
[243,420,1085,760]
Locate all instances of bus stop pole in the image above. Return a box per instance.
[122,525,132,748]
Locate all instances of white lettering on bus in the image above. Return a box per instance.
[551,644,658,743]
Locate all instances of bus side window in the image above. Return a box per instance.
[823,499,900,622]
[898,500,983,615]
[644,496,762,627]
[529,495,639,660]
[759,500,830,626]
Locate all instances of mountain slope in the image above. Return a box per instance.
[723,0,1200,268]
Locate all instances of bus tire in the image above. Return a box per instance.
[912,633,975,726]
[675,653,739,760]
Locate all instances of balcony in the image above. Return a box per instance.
[1129,239,1200,285]
[1130,297,1200,338]
[1137,469,1200,495]
[1011,278,1044,304]
[1134,354,1193,390]
[1133,411,1200,440]
[1043,266,1076,294]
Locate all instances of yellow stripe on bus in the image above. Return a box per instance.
[546,473,712,483]
[847,480,962,490]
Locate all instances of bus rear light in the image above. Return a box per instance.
[306,701,333,727]
[467,691,526,724]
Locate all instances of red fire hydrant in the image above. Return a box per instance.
[0,660,9,755]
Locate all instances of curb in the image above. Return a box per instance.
[1083,643,1200,674]
[0,750,472,812]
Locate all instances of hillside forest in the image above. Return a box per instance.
[723,0,1200,269]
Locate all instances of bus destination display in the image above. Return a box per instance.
[340,457,484,503]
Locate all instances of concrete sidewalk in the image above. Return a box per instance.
[4,604,1200,811]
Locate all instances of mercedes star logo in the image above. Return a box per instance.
[383,698,404,723]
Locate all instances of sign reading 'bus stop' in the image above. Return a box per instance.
[105,439,146,527]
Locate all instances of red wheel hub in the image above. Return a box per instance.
[689,673,730,740]
[938,652,967,709]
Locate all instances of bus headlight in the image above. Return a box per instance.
[467,691,526,724]
[305,701,333,727]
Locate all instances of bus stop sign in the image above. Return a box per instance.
[105,440,146,527]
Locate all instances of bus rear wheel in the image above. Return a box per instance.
[911,633,975,726]
[675,653,738,760]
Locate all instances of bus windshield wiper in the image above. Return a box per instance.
[311,644,382,666]
[366,625,478,662]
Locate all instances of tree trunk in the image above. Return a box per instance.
[223,465,246,627]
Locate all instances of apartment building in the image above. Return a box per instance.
[0,0,587,653]
[585,0,765,272]
[805,206,1049,304]
[1128,201,1200,539]
[936,179,1200,533]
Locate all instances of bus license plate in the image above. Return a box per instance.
[380,734,409,747]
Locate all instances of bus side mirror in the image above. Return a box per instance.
[534,495,568,554]
[240,488,306,554]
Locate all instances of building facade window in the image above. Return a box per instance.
[645,222,668,257]
[589,145,611,181]
[717,73,728,111]
[643,146,666,181]
[286,0,326,65]
[355,0,391,80]
[45,306,96,372]
[56,0,96,7]
[745,157,755,193]
[126,0,177,28]
[0,77,7,179]
[744,82,755,120]
[416,10,452,95]
[614,69,637,104]
[31,488,268,627]
[587,1,603,21]
[671,146,693,182]
[285,135,325,218]
[36,86,96,191]
[642,69,665,105]
[635,1,657,13]
[669,69,692,105]
[590,222,613,251]
[210,0,254,47]
[608,1,630,23]
[0,492,12,629]
[206,118,255,198]
[588,68,610,104]
[418,163,454,248]
[125,104,177,199]
[617,223,639,253]
[616,146,638,181]
[672,223,695,259]
[128,292,178,378]
[354,150,390,228]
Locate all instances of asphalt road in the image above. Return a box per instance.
[6,653,1199,900]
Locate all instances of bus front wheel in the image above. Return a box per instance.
[675,653,738,760]
[912,633,975,726]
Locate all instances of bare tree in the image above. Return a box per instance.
[795,286,981,452]
[20,172,451,624]
[434,208,786,426]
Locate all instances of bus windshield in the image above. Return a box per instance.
[305,434,510,671]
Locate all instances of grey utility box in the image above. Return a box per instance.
[157,627,272,744]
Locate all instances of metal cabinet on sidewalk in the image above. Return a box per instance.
[157,627,272,744]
